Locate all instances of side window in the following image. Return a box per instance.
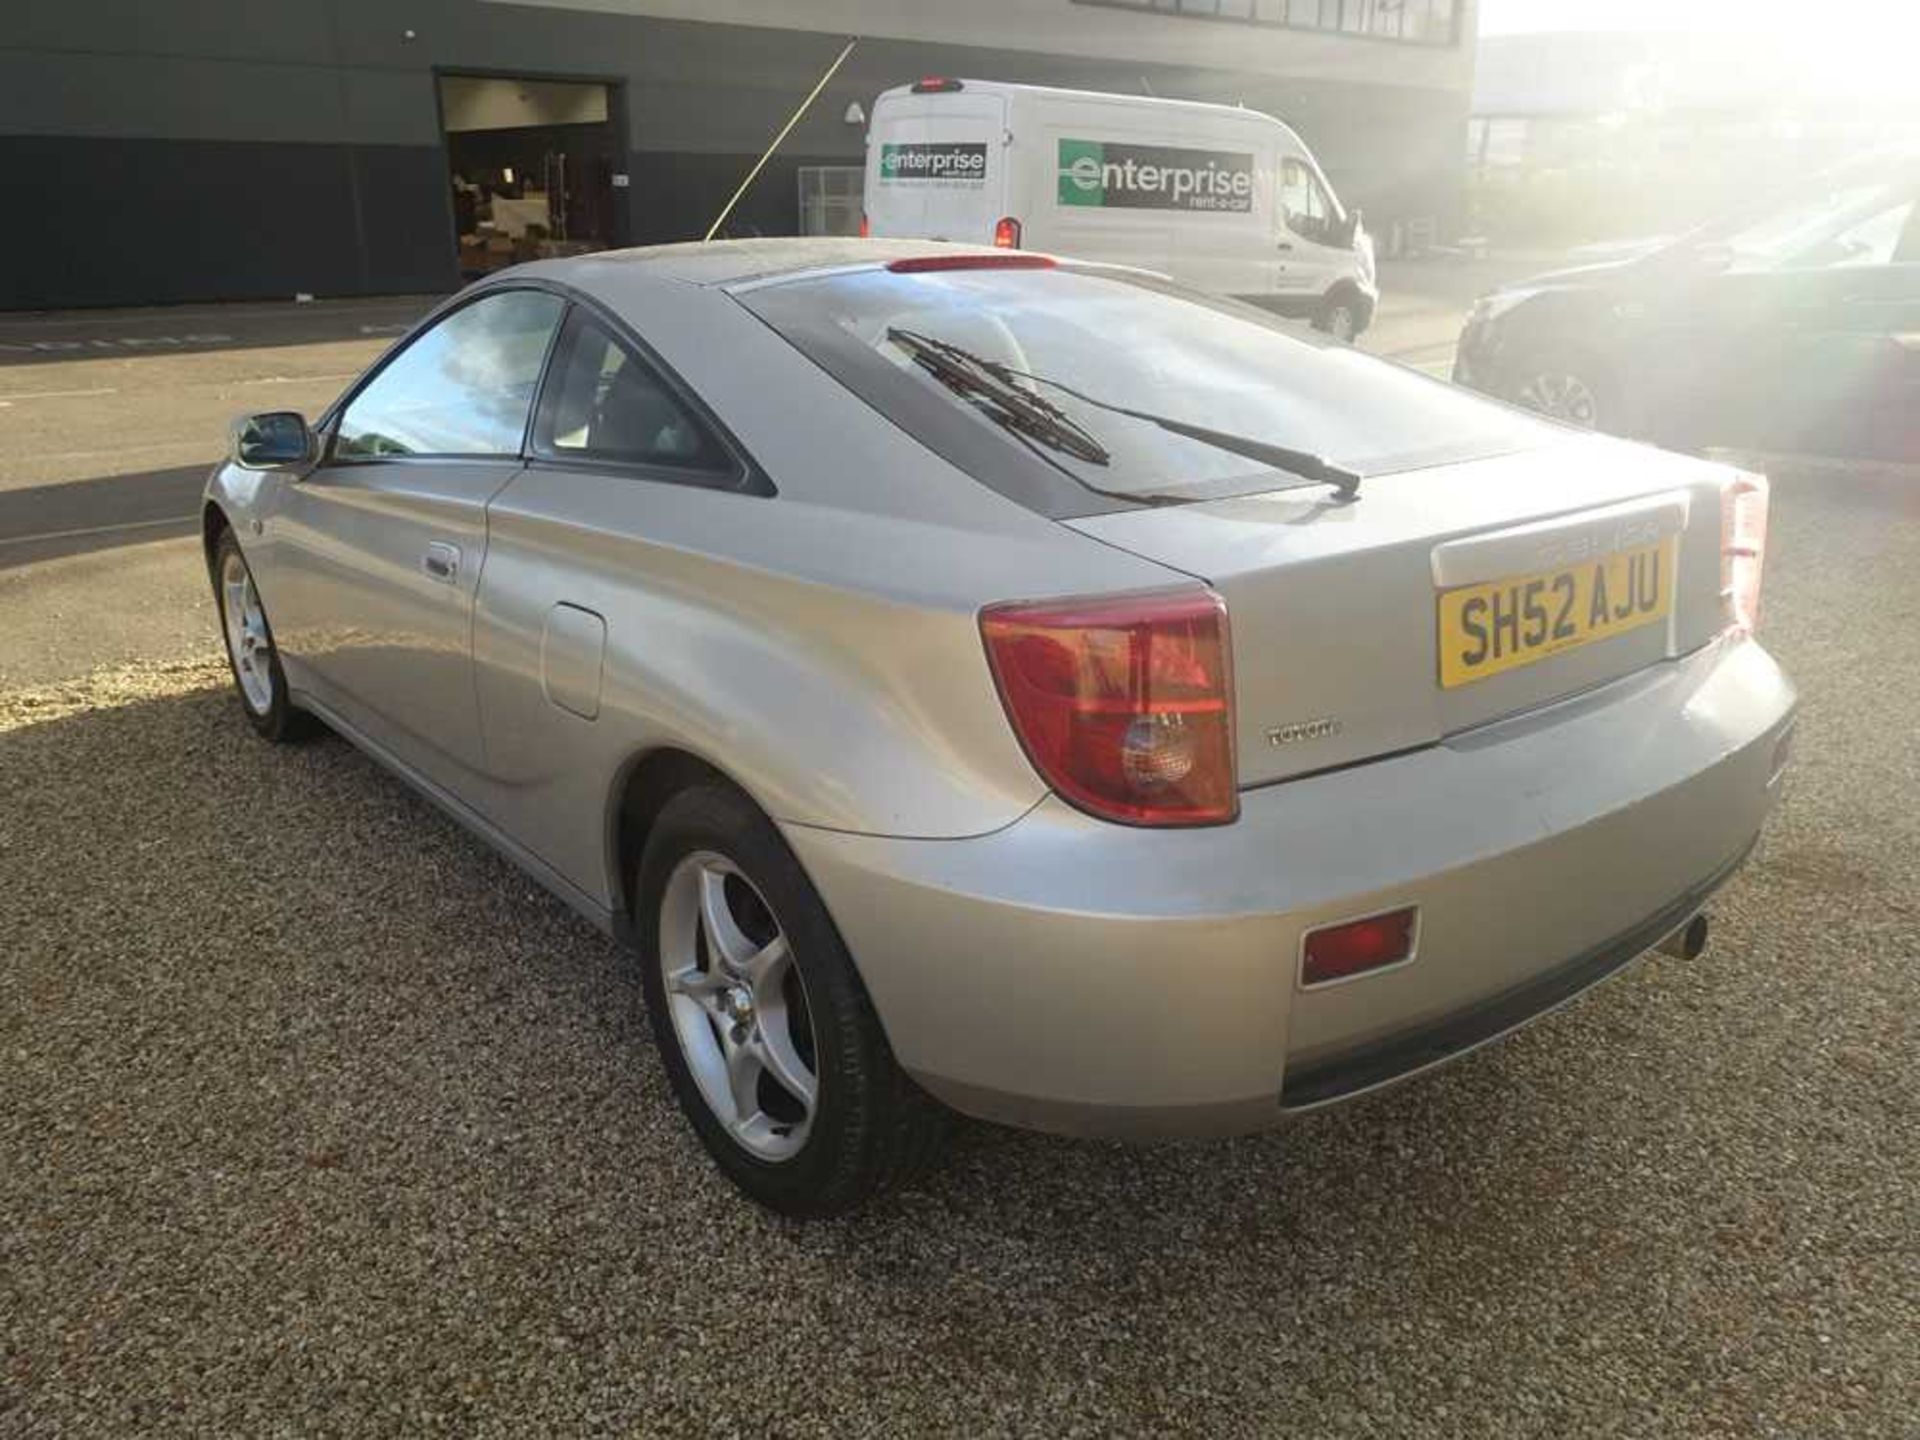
[1786,197,1918,270]
[532,310,733,475]
[1280,158,1332,242]
[335,289,564,459]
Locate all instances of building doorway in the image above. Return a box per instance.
[437,73,626,278]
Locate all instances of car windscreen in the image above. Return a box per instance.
[738,264,1557,510]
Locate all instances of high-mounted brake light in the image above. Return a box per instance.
[886,253,1054,273]
[993,216,1023,249]
[980,588,1236,826]
[1721,471,1769,634]
[1301,907,1419,988]
[911,76,965,94]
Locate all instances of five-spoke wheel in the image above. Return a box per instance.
[636,782,946,1215]
[211,526,314,742]
[658,851,819,1161]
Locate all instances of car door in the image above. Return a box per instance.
[472,304,764,902]
[1275,157,1341,309]
[263,287,566,790]
[1642,180,1919,458]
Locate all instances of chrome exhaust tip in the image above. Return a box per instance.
[1656,913,1710,961]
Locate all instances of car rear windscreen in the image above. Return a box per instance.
[738,265,1558,513]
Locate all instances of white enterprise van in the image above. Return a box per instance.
[863,78,1378,339]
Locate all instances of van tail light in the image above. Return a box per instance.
[993,216,1022,248]
[858,212,870,239]
[1721,471,1769,634]
[980,588,1237,826]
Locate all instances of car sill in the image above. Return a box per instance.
[292,689,626,944]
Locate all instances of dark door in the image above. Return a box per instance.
[1646,179,1919,460]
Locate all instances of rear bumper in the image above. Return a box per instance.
[785,637,1795,1139]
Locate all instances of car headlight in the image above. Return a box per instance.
[1467,287,1540,327]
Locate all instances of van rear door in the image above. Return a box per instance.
[865,88,1009,244]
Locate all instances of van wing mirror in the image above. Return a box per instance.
[1339,207,1364,248]
[232,411,314,469]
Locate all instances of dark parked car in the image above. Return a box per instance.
[1454,156,1920,463]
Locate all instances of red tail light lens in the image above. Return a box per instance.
[980,588,1236,826]
[858,212,870,239]
[886,254,1054,274]
[1302,907,1419,987]
[993,216,1022,249]
[1721,471,1769,634]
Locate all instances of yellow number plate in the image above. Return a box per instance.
[1436,538,1676,689]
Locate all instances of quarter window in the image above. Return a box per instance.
[335,289,564,459]
[532,310,732,474]
[1787,197,1918,269]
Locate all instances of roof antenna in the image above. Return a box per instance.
[1139,76,1156,97]
[704,37,859,242]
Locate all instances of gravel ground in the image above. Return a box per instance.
[2,471,1915,1437]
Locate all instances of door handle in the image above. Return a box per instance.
[1278,241,1295,252]
[422,541,461,584]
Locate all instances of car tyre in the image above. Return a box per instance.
[212,527,317,743]
[1313,286,1368,343]
[635,782,948,1216]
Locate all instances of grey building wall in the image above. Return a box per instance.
[0,0,1472,309]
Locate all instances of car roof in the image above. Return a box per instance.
[874,77,1294,130]
[520,238,1016,292]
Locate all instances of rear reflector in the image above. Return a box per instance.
[993,216,1023,249]
[1721,470,1769,634]
[1301,907,1419,987]
[886,253,1054,274]
[980,587,1236,826]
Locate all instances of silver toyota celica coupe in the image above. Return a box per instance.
[205,239,1795,1215]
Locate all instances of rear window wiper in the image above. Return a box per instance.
[885,328,1111,466]
[886,326,1362,500]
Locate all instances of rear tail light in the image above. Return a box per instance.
[1301,907,1419,988]
[980,588,1236,826]
[858,212,870,239]
[887,253,1054,274]
[1721,471,1769,634]
[993,216,1022,249]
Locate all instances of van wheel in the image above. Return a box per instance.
[1314,289,1365,343]
[634,782,949,1216]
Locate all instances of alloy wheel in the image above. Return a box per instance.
[220,550,275,715]
[657,851,820,1161]
[1516,370,1600,428]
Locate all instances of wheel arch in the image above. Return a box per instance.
[201,500,231,574]
[605,745,751,937]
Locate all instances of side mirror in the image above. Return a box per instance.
[232,411,313,469]
[1339,208,1365,249]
